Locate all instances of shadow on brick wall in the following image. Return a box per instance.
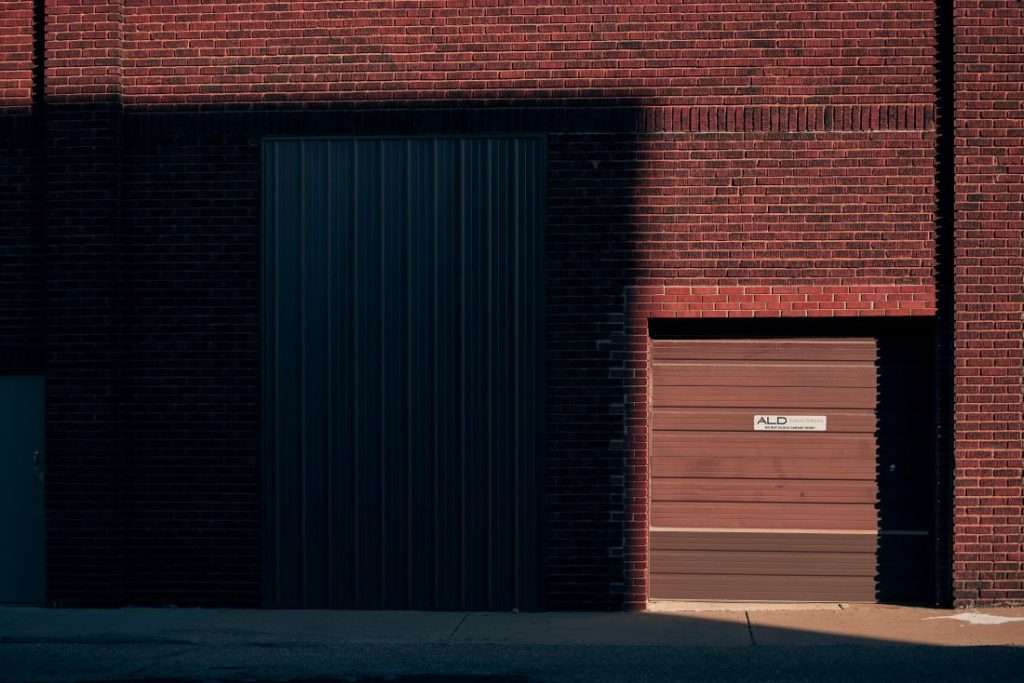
[0,112,42,368]
[27,99,647,609]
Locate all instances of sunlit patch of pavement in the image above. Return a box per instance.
[925,612,1024,626]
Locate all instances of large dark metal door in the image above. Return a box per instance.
[0,376,45,604]
[263,138,545,610]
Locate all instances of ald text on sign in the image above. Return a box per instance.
[753,415,828,432]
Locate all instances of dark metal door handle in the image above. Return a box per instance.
[32,449,44,483]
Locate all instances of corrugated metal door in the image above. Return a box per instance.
[0,376,45,604]
[262,138,544,610]
[650,338,909,602]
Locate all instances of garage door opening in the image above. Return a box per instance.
[648,322,942,605]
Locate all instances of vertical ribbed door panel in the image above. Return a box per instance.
[263,138,545,610]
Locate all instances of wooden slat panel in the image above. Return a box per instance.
[653,385,875,409]
[652,455,873,480]
[651,530,877,554]
[653,362,876,388]
[648,336,888,603]
[651,573,876,602]
[652,478,876,504]
[652,501,878,530]
[653,432,876,460]
[652,550,876,577]
[652,455,874,481]
[655,454,872,481]
[654,408,876,433]
[651,339,877,362]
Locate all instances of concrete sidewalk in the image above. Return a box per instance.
[1,604,1022,682]
[3,603,1024,647]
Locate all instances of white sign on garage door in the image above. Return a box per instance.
[753,414,828,431]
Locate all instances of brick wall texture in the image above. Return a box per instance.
[0,1,1018,607]
[953,1,1024,606]
[0,0,34,356]
[0,0,32,108]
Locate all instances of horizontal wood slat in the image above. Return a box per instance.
[651,339,877,362]
[653,432,877,460]
[653,385,875,409]
[654,408,876,433]
[652,550,875,577]
[652,455,874,480]
[653,362,876,389]
[651,530,877,554]
[652,501,878,531]
[651,573,877,602]
[652,478,876,504]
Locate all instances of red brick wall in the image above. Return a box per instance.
[953,1,1024,606]
[45,1,122,104]
[116,1,936,106]
[0,0,32,108]
[8,1,1017,607]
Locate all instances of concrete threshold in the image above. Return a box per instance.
[647,600,846,613]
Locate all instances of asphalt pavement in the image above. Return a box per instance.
[1,603,1022,682]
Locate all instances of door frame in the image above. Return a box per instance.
[645,316,950,607]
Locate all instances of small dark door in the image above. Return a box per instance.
[0,376,45,604]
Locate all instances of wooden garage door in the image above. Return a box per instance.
[650,338,881,602]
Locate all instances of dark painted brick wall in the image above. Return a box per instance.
[0,113,35,358]
[0,0,35,358]
[118,119,261,605]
